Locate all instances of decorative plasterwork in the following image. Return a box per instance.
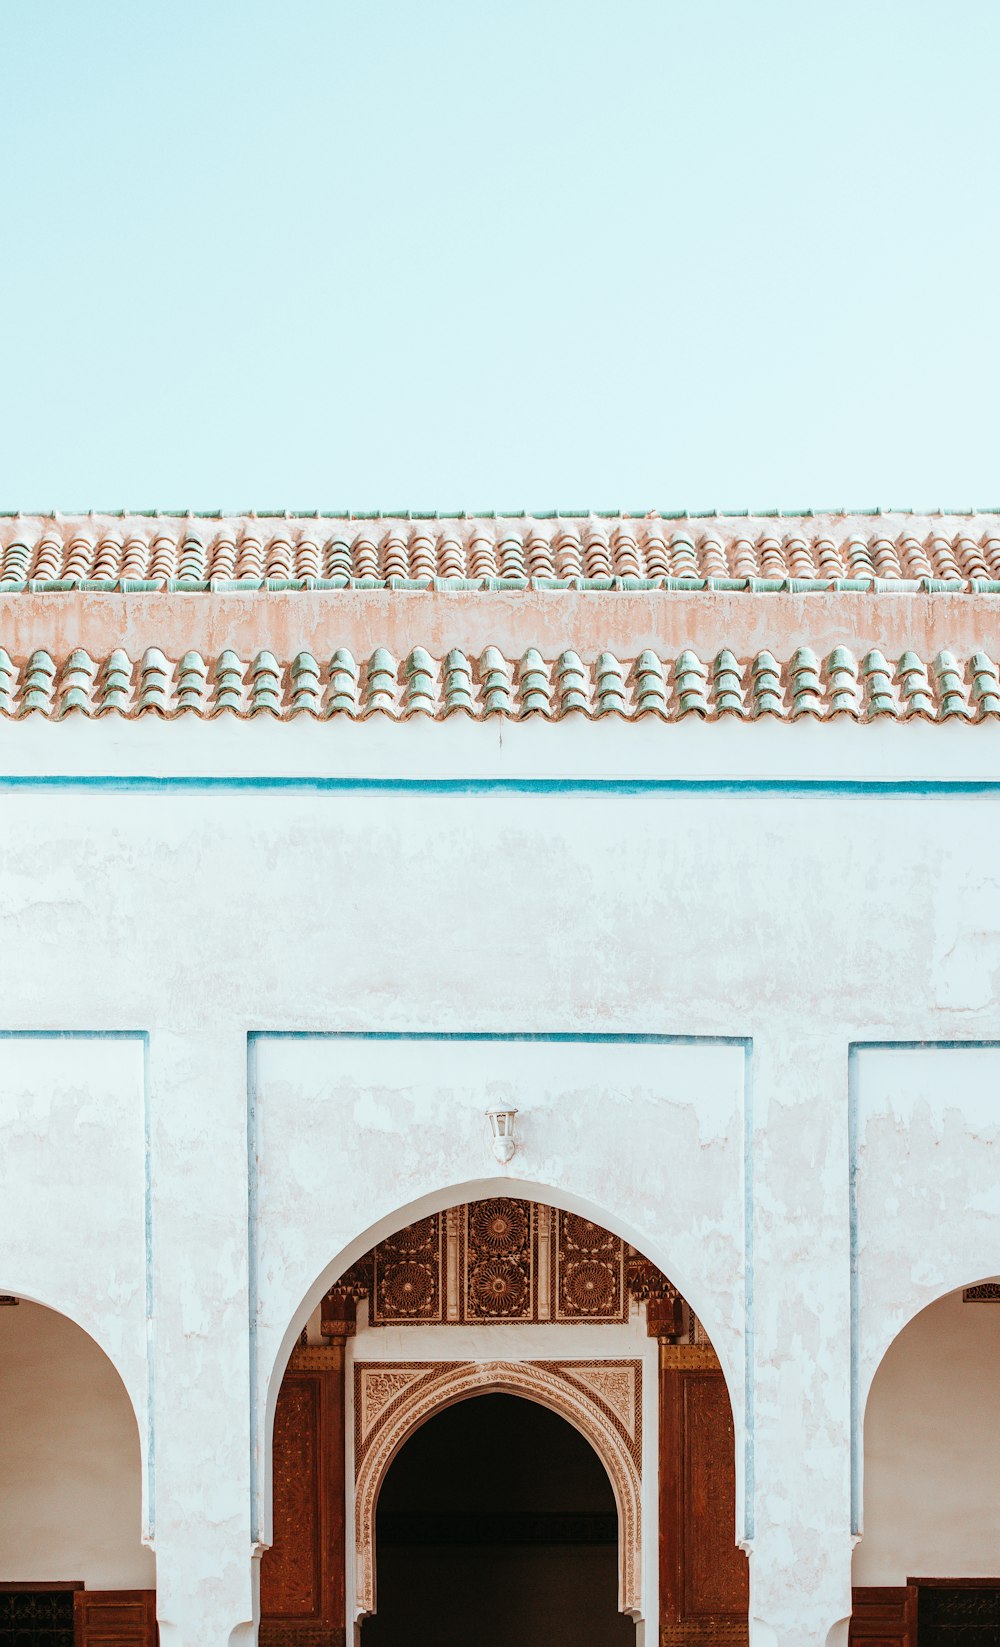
[6,510,1000,590]
[353,1359,644,1620]
[3,643,1000,720]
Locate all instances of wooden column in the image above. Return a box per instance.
[260,1298,352,1647]
[658,1342,749,1647]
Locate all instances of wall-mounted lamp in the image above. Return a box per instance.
[486,1104,518,1165]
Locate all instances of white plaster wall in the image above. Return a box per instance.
[252,1033,746,1441]
[4,722,1000,1646]
[853,1047,1000,1430]
[854,1286,1000,1585]
[0,1035,149,1509]
[0,1300,154,1588]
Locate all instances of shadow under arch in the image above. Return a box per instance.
[354,1361,643,1622]
[0,1287,154,1583]
[260,1175,744,1549]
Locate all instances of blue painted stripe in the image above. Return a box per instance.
[249,1030,748,1045]
[3,773,1000,796]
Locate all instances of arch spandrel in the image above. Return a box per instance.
[352,1359,644,1621]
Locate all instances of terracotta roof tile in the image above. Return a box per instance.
[3,645,1000,723]
[5,512,1000,592]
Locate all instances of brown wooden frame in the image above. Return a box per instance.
[259,1344,347,1647]
[659,1353,749,1646]
[0,1582,83,1591]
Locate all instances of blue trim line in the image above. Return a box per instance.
[0,1030,155,1536]
[4,775,1000,796]
[247,1030,755,1544]
[848,1037,1000,1534]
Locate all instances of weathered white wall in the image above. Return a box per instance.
[0,1300,155,1588]
[3,719,1000,1647]
[855,1286,1000,1585]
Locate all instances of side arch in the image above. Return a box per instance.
[353,1359,643,1620]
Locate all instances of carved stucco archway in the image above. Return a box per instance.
[354,1358,644,1620]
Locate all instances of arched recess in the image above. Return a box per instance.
[353,1359,643,1621]
[0,1291,154,1589]
[854,1274,1000,1591]
[262,1176,744,1544]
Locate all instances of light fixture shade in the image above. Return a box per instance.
[485,1104,518,1163]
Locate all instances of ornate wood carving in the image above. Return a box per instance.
[353,1358,643,1621]
[659,1364,748,1647]
[554,1211,628,1323]
[72,1592,156,1647]
[465,1198,535,1319]
[262,1376,321,1617]
[260,1349,346,1647]
[848,1584,916,1644]
[339,1198,676,1328]
[371,1214,444,1325]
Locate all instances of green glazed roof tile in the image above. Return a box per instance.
[327,648,360,717]
[673,650,710,718]
[932,650,974,720]
[712,649,747,717]
[860,650,897,718]
[632,650,669,718]
[403,647,437,718]
[897,651,936,719]
[825,647,862,719]
[593,652,626,718]
[363,648,398,717]
[516,648,552,719]
[3,513,1000,593]
[442,649,475,716]
[789,647,823,719]
[750,651,786,719]
[3,644,1000,724]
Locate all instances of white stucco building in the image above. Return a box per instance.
[2,511,999,1647]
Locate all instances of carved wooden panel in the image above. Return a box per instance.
[660,1364,748,1647]
[261,1375,321,1616]
[260,1349,346,1647]
[72,1592,155,1647]
[554,1211,628,1323]
[848,1585,915,1645]
[351,1198,669,1326]
[371,1215,444,1325]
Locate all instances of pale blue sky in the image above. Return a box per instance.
[1,0,998,511]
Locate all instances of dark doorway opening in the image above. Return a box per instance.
[361,1392,635,1647]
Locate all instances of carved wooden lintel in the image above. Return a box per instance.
[288,1344,347,1371]
[659,1342,721,1370]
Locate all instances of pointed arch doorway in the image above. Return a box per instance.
[361,1392,634,1647]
